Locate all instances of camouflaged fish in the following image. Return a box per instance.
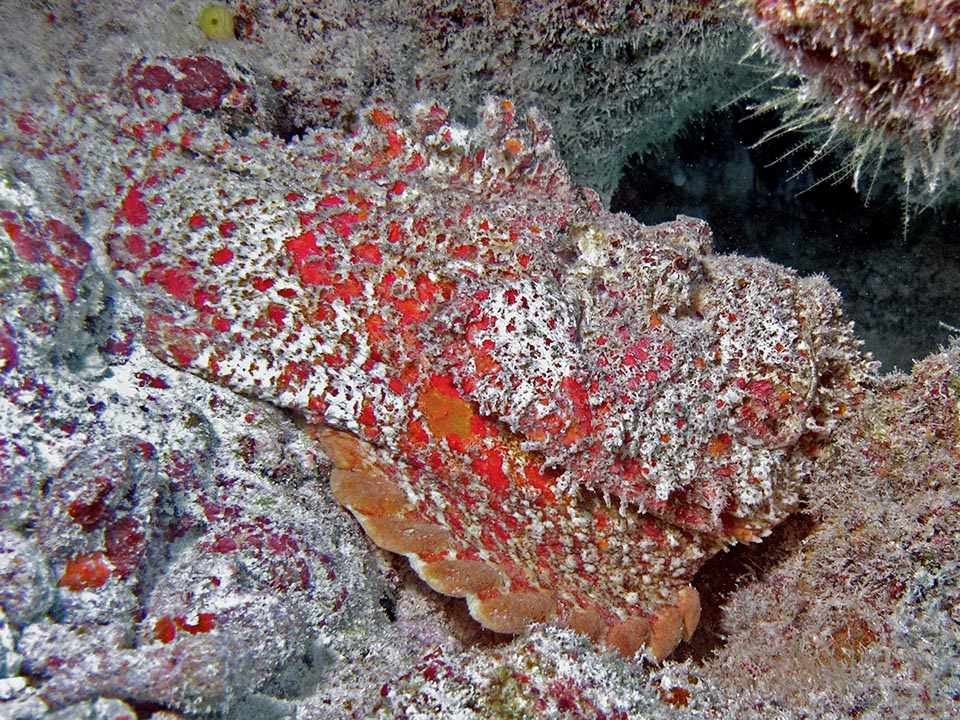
[101,76,859,660]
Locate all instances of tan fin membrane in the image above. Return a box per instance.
[319,427,703,661]
[329,467,410,516]
[605,617,651,657]
[418,559,506,597]
[470,590,557,634]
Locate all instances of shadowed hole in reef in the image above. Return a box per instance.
[611,102,960,373]
[671,513,817,663]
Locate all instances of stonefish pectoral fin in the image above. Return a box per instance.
[104,84,863,660]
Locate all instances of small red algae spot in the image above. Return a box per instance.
[218,221,237,238]
[155,614,176,643]
[188,212,207,229]
[211,247,234,265]
[59,552,112,591]
[210,535,238,553]
[389,180,407,196]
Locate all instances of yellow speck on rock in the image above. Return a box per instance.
[198,3,235,41]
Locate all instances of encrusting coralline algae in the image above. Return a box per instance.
[1,1,959,718]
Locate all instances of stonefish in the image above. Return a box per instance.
[103,82,861,660]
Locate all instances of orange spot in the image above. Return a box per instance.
[503,138,522,155]
[371,108,396,127]
[419,375,475,441]
[708,433,732,458]
[59,551,112,590]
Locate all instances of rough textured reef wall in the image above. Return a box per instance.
[0,0,753,202]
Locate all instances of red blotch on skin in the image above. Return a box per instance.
[387,221,403,242]
[124,233,146,258]
[267,304,287,327]
[334,273,363,302]
[371,108,396,127]
[471,448,510,493]
[0,320,19,373]
[211,247,234,265]
[298,261,331,286]
[120,184,149,227]
[2,216,40,262]
[523,463,557,503]
[252,276,274,292]
[418,375,476,442]
[748,379,774,397]
[59,552,112,590]
[708,433,732,458]
[135,371,169,389]
[210,535,238,553]
[286,229,319,264]
[160,267,197,300]
[178,612,217,634]
[320,194,344,207]
[351,242,382,264]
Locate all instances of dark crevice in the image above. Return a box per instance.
[672,512,818,663]
[612,102,960,372]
